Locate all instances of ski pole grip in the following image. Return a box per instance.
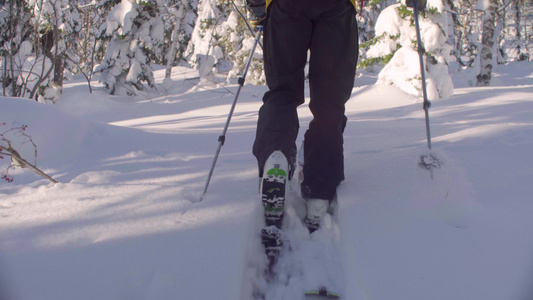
[405,0,427,10]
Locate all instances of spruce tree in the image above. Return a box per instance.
[97,0,164,95]
[363,0,454,99]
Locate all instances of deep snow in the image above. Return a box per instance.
[1,61,532,300]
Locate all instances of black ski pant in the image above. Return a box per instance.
[253,0,358,201]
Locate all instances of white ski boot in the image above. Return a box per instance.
[304,198,329,233]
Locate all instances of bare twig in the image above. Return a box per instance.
[1,146,58,184]
[0,122,58,184]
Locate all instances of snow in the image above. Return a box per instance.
[107,0,137,36]
[476,0,490,11]
[369,3,454,100]
[1,61,533,300]
[426,0,444,12]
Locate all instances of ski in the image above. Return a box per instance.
[305,287,340,299]
[260,150,288,277]
[252,150,344,299]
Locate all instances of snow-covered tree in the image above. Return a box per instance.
[0,0,34,98]
[184,0,226,82]
[0,0,81,102]
[34,0,82,100]
[163,0,197,78]
[364,0,454,99]
[510,0,529,61]
[358,0,397,44]
[500,0,530,62]
[224,0,264,85]
[184,0,263,84]
[96,0,164,95]
[357,0,398,74]
[451,1,483,69]
[62,0,115,94]
[443,0,468,67]
[476,0,500,86]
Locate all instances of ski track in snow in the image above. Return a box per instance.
[0,63,532,300]
[242,178,345,300]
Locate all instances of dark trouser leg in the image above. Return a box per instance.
[252,0,312,176]
[302,1,358,201]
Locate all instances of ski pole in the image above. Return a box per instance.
[412,0,431,151]
[408,0,441,176]
[200,26,263,201]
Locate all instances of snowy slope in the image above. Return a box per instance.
[340,63,533,300]
[1,62,532,300]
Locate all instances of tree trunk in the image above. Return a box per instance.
[477,0,498,87]
[54,56,64,87]
[165,4,185,79]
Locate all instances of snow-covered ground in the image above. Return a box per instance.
[1,61,532,300]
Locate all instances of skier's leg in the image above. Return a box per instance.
[254,0,314,271]
[302,0,358,201]
[252,0,312,177]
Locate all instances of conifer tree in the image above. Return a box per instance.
[184,0,264,84]
[363,0,454,99]
[97,0,164,95]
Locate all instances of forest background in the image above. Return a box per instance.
[0,0,532,102]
